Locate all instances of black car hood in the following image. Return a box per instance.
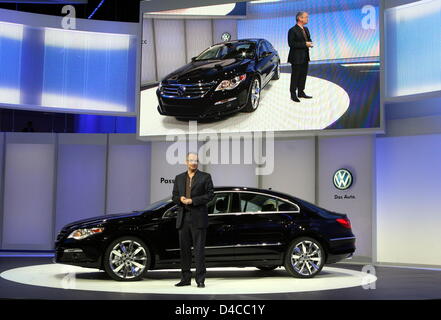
[63,211,145,230]
[162,58,251,83]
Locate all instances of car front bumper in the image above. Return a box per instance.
[156,82,249,119]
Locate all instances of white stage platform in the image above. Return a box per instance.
[0,264,376,295]
[139,74,350,136]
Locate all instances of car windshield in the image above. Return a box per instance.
[143,197,172,211]
[195,42,256,60]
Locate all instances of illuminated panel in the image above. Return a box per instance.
[0,22,23,105]
[146,3,244,16]
[238,6,379,62]
[41,27,135,113]
[385,0,441,97]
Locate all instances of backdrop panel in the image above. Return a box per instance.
[376,134,441,266]
[318,135,374,260]
[107,134,151,214]
[54,134,107,235]
[261,138,315,203]
[2,133,55,250]
[153,19,186,80]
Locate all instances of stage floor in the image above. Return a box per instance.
[0,257,440,299]
[139,73,350,136]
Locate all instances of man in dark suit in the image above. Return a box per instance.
[288,11,314,102]
[172,152,214,288]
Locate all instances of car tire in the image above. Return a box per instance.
[284,237,325,278]
[243,76,261,113]
[256,265,278,271]
[103,236,151,281]
[272,62,280,80]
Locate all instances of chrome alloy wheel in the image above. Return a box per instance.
[291,240,322,276]
[109,240,148,279]
[250,78,260,110]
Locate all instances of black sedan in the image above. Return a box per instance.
[156,39,280,120]
[54,187,355,281]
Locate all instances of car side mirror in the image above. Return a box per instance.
[191,56,197,61]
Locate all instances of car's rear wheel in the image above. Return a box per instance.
[243,77,261,112]
[284,237,325,278]
[272,62,280,80]
[103,236,151,281]
[256,265,278,271]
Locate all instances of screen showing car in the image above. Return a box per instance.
[139,0,380,137]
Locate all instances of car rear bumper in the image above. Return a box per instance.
[325,236,356,263]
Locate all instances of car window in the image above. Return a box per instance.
[196,42,256,61]
[239,192,278,213]
[207,193,230,214]
[259,41,271,57]
[258,42,265,57]
[265,40,274,52]
[277,199,300,212]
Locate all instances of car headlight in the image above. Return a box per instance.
[67,227,105,240]
[158,81,163,91]
[215,74,247,91]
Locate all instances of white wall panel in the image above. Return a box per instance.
[54,134,106,234]
[185,19,213,63]
[376,134,441,266]
[107,135,150,214]
[212,19,237,44]
[261,138,315,203]
[150,141,187,203]
[141,18,157,84]
[154,19,186,80]
[2,133,55,250]
[318,135,374,260]
[204,138,258,188]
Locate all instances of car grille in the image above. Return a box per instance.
[161,82,216,98]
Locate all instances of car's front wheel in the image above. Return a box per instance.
[243,77,261,113]
[103,236,151,281]
[284,237,325,278]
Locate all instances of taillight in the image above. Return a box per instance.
[336,218,351,229]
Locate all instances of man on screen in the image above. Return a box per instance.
[172,152,214,288]
[288,11,314,102]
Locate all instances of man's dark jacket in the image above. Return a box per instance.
[287,24,312,64]
[172,170,214,229]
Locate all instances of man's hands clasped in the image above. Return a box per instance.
[180,196,193,205]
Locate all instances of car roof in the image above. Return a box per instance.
[212,38,264,46]
[213,186,297,201]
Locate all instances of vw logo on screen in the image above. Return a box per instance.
[221,32,231,42]
[333,169,353,190]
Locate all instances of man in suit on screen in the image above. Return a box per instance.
[172,152,214,288]
[288,11,314,102]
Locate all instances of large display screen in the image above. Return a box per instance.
[139,0,380,137]
[0,9,137,115]
[385,0,441,98]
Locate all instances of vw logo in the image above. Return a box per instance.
[177,85,186,96]
[221,32,231,42]
[333,169,353,190]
